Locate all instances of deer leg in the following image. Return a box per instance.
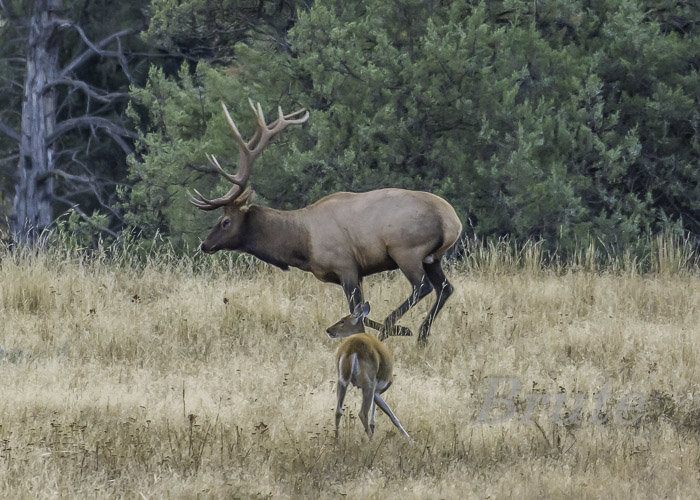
[377,380,392,394]
[369,396,377,435]
[374,393,411,441]
[370,380,392,433]
[335,381,348,441]
[417,260,454,344]
[359,382,375,439]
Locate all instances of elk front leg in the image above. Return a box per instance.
[342,280,364,314]
[340,280,366,334]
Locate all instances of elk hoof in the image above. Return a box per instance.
[379,325,413,340]
[394,325,413,337]
[417,325,430,345]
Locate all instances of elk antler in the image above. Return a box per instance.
[188,99,309,211]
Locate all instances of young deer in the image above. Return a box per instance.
[327,302,411,441]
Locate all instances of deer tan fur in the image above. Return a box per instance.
[327,302,411,441]
[191,100,462,342]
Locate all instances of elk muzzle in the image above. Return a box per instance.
[200,241,215,254]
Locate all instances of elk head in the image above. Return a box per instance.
[188,99,308,253]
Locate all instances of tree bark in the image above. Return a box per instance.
[11,0,62,244]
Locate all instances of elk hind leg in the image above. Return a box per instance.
[417,260,454,344]
[380,264,433,340]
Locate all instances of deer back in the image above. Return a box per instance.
[336,333,393,386]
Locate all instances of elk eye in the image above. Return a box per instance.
[221,218,231,228]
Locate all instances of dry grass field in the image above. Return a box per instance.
[0,240,698,498]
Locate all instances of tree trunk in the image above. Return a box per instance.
[11,0,62,244]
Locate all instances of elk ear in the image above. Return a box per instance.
[234,187,255,210]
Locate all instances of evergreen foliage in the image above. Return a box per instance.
[111,1,700,255]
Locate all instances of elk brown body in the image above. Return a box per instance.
[190,100,462,342]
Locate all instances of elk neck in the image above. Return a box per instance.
[239,205,311,272]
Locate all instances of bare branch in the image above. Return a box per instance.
[115,36,134,83]
[0,72,25,91]
[0,57,26,65]
[44,77,129,103]
[53,198,121,240]
[45,167,92,185]
[0,121,19,142]
[186,162,222,175]
[103,127,134,156]
[0,152,19,164]
[50,162,125,224]
[60,26,135,77]
[0,0,12,20]
[48,116,137,144]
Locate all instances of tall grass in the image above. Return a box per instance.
[454,232,698,276]
[0,235,698,497]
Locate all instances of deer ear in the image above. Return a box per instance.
[353,301,370,320]
[361,301,370,317]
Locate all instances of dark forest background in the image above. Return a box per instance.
[1,0,698,260]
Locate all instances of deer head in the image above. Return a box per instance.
[189,99,308,253]
[327,302,371,338]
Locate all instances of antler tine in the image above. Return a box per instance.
[280,106,310,123]
[267,106,309,131]
[238,98,262,150]
[187,185,243,211]
[206,153,245,186]
[187,189,217,211]
[247,97,257,116]
[247,98,268,132]
[248,102,309,156]
[220,100,257,192]
[221,102,248,151]
[189,99,308,211]
[256,101,267,128]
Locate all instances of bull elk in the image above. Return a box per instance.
[189,99,462,343]
[327,301,411,441]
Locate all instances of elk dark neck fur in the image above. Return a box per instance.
[240,205,310,271]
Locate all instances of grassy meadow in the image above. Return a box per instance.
[0,240,698,498]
